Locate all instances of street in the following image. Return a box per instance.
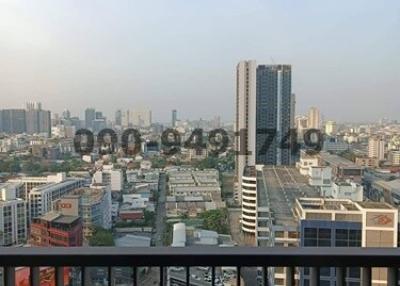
[153,172,167,246]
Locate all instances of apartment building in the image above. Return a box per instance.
[0,185,27,246]
[28,178,85,219]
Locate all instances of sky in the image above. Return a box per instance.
[0,0,399,123]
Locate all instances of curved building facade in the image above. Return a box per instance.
[241,166,257,234]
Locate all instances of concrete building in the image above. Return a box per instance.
[295,198,398,285]
[240,166,258,234]
[54,184,112,238]
[172,109,177,127]
[235,61,295,200]
[388,150,400,166]
[324,120,337,136]
[25,102,51,136]
[30,211,83,247]
[319,152,364,183]
[8,172,67,200]
[0,109,26,134]
[371,179,400,206]
[28,178,85,219]
[0,185,27,246]
[307,107,321,130]
[369,136,385,161]
[93,165,123,192]
[255,166,319,286]
[331,180,363,201]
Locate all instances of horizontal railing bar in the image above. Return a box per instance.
[1,247,400,267]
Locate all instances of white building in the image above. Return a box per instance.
[308,166,333,197]
[171,223,186,247]
[28,178,84,219]
[296,150,319,176]
[0,184,27,246]
[331,181,363,201]
[93,165,123,192]
[324,120,337,136]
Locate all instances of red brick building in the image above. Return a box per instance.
[30,212,83,247]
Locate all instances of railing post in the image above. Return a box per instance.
[310,267,320,286]
[237,266,241,286]
[160,266,164,286]
[285,266,294,286]
[108,266,113,286]
[211,266,215,286]
[361,267,371,286]
[186,266,190,286]
[4,267,15,286]
[30,267,40,286]
[387,267,398,286]
[132,267,137,286]
[335,267,346,286]
[263,266,268,286]
[55,267,64,286]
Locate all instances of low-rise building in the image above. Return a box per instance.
[54,183,112,238]
[30,211,83,247]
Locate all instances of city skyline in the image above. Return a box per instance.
[1,1,399,122]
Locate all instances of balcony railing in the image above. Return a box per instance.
[1,247,400,286]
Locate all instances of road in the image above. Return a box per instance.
[153,172,167,246]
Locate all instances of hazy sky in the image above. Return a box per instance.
[1,0,399,123]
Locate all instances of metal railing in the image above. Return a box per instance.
[0,247,400,286]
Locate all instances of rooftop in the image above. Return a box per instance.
[258,166,319,226]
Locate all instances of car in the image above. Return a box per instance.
[170,267,184,272]
[191,274,201,281]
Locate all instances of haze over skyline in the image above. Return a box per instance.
[1,0,399,123]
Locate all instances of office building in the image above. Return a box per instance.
[55,184,112,238]
[28,178,85,219]
[85,108,96,130]
[295,198,398,285]
[131,108,152,127]
[30,211,83,247]
[308,107,321,129]
[369,136,385,161]
[172,109,177,127]
[25,102,51,136]
[115,109,122,126]
[0,185,27,246]
[0,109,26,134]
[235,61,295,194]
[8,172,68,200]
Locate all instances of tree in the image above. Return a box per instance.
[199,209,229,234]
[89,227,114,246]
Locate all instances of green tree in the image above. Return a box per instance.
[199,209,229,234]
[89,226,114,246]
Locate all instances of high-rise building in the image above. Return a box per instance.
[25,102,51,136]
[85,108,96,130]
[115,109,122,126]
[131,108,152,127]
[0,109,27,134]
[325,120,337,136]
[307,106,321,129]
[0,184,27,246]
[235,61,295,190]
[172,109,177,127]
[368,136,385,161]
[30,212,83,247]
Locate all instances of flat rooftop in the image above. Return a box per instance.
[319,152,361,168]
[258,166,319,226]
